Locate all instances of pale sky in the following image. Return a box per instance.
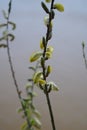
[0,1,87,64]
[0,0,87,74]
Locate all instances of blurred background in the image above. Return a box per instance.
[0,0,87,130]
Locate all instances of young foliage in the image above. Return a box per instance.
[0,0,64,130]
[29,1,64,130]
[53,3,64,12]
[0,1,41,130]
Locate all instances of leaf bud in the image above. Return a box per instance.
[46,65,52,77]
[47,81,59,91]
[38,79,46,85]
[40,37,46,49]
[41,57,44,67]
[45,0,51,3]
[33,71,43,83]
[46,51,52,59]
[47,46,54,53]
[41,2,49,14]
[53,3,64,12]
[30,51,42,62]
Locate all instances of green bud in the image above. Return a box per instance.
[47,81,59,91]
[41,57,44,67]
[45,0,51,3]
[33,71,43,83]
[40,37,46,49]
[31,117,41,129]
[44,16,49,26]
[46,65,52,77]
[46,51,52,59]
[44,16,53,27]
[30,51,42,62]
[53,3,64,12]
[47,46,54,53]
[38,79,46,85]
[46,46,53,58]
[40,39,44,49]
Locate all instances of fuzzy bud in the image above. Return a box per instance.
[53,3,64,12]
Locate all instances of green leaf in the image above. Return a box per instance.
[46,51,52,59]
[41,2,49,14]
[28,91,37,97]
[38,79,46,85]
[33,71,43,83]
[46,65,52,77]
[30,51,42,62]
[0,37,5,41]
[3,30,8,37]
[8,0,12,14]
[45,46,54,59]
[21,121,28,130]
[31,92,37,97]
[44,16,49,26]
[40,37,46,50]
[17,107,23,113]
[45,0,51,3]
[8,21,16,30]
[29,66,35,71]
[40,57,44,67]
[26,108,32,119]
[47,46,54,53]
[30,117,41,129]
[33,109,41,118]
[0,23,7,28]
[21,99,26,108]
[0,44,7,48]
[8,33,15,41]
[47,81,59,91]
[0,33,15,41]
[26,83,32,89]
[23,97,30,103]
[2,10,8,19]
[53,3,64,12]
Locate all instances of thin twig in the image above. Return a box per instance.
[42,0,56,130]
[82,42,87,69]
[6,0,31,128]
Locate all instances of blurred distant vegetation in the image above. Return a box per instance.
[82,41,87,69]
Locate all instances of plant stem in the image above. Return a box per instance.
[7,0,21,99]
[82,46,87,69]
[42,0,56,130]
[6,0,31,128]
[46,93,56,130]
